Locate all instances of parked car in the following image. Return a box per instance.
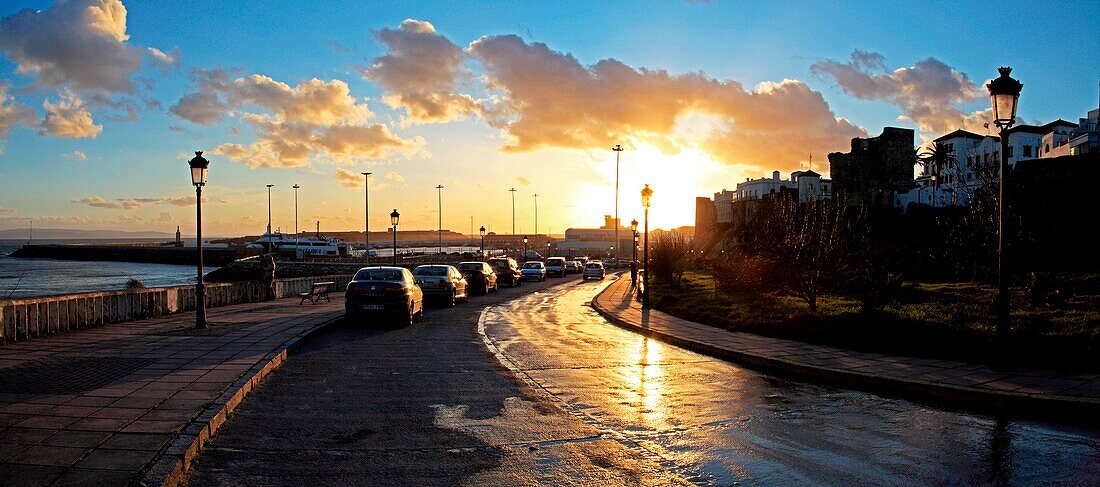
[545,257,567,277]
[456,261,498,295]
[412,264,468,306]
[521,261,547,281]
[344,266,424,325]
[488,257,522,287]
[582,261,605,280]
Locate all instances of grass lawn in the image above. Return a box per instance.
[650,270,1100,370]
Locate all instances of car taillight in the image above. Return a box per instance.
[437,278,449,288]
[346,282,368,294]
[383,284,407,295]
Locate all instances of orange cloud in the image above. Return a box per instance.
[362,19,477,124]
[468,34,864,170]
[39,90,102,138]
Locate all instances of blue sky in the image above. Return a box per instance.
[1,0,1097,235]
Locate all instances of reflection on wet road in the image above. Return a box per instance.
[481,278,1100,486]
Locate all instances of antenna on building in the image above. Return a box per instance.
[315,220,320,238]
[808,153,813,171]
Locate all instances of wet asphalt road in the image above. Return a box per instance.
[184,275,1100,486]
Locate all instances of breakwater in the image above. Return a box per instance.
[0,274,352,344]
[11,244,263,266]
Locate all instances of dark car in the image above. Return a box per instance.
[456,261,498,295]
[412,264,468,306]
[344,266,424,325]
[487,257,522,287]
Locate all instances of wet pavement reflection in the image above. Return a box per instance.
[481,278,1100,486]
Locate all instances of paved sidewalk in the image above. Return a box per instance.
[0,294,344,486]
[593,275,1100,417]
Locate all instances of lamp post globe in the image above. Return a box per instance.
[522,235,528,262]
[986,67,1022,342]
[390,209,400,266]
[187,151,210,329]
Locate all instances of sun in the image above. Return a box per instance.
[568,144,731,231]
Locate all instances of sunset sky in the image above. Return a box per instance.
[0,0,1097,236]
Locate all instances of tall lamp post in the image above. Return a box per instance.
[509,188,517,236]
[533,193,538,235]
[987,67,1022,339]
[522,236,528,263]
[188,151,210,329]
[265,184,274,252]
[930,174,938,208]
[390,209,400,266]
[479,225,486,259]
[547,240,551,257]
[641,184,653,309]
[630,218,639,263]
[613,144,623,267]
[436,184,444,255]
[292,184,300,255]
[362,172,372,264]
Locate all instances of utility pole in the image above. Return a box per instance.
[533,193,539,236]
[509,188,517,236]
[437,184,444,255]
[612,144,623,266]
[292,184,300,255]
[265,184,274,253]
[362,172,371,264]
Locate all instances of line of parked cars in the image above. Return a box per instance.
[344,255,605,325]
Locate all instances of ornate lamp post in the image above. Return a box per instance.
[362,172,372,264]
[522,235,528,262]
[390,209,400,266]
[987,67,1022,339]
[479,225,487,259]
[630,218,639,263]
[265,184,274,253]
[641,184,653,309]
[930,174,937,208]
[188,151,210,329]
[613,144,623,267]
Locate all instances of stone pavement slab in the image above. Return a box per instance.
[0,293,345,486]
[593,274,1100,419]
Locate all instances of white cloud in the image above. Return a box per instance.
[147,46,179,69]
[0,0,142,93]
[0,83,35,142]
[39,90,102,138]
[63,150,88,161]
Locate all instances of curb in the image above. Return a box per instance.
[590,275,1100,422]
[138,311,343,487]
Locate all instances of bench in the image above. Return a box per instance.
[299,281,335,305]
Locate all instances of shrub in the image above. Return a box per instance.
[712,255,779,295]
[125,278,146,289]
[649,233,690,286]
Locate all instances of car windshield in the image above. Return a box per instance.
[586,263,601,269]
[457,263,483,271]
[522,262,542,269]
[414,267,448,276]
[489,261,508,268]
[354,269,403,281]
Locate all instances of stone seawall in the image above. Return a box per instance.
[0,275,352,344]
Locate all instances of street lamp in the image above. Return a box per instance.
[266,182,275,251]
[436,184,444,255]
[533,193,538,235]
[613,144,623,268]
[509,188,517,236]
[630,218,639,263]
[292,184,300,255]
[930,174,937,208]
[187,151,210,329]
[362,172,372,264]
[522,235,528,262]
[987,66,1022,339]
[547,240,551,257]
[480,225,486,259]
[641,184,653,309]
[390,209,400,266]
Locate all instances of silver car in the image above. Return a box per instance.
[412,265,469,306]
[582,262,605,280]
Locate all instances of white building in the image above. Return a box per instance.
[714,189,735,223]
[733,170,832,203]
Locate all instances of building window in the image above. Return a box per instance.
[1023,145,1032,157]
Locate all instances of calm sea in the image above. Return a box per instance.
[0,240,218,299]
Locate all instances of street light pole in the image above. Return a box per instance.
[613,144,623,267]
[509,188,517,236]
[522,236,528,263]
[480,225,486,259]
[987,67,1023,340]
[437,184,444,255]
[631,218,639,263]
[265,184,275,253]
[533,193,538,235]
[188,151,210,329]
[362,172,372,264]
[292,184,300,256]
[641,184,653,309]
[390,209,400,266]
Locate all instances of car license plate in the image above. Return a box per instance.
[362,304,384,310]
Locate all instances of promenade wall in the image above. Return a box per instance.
[0,275,352,344]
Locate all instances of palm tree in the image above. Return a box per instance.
[918,141,955,207]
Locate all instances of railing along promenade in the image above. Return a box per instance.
[0,275,352,344]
